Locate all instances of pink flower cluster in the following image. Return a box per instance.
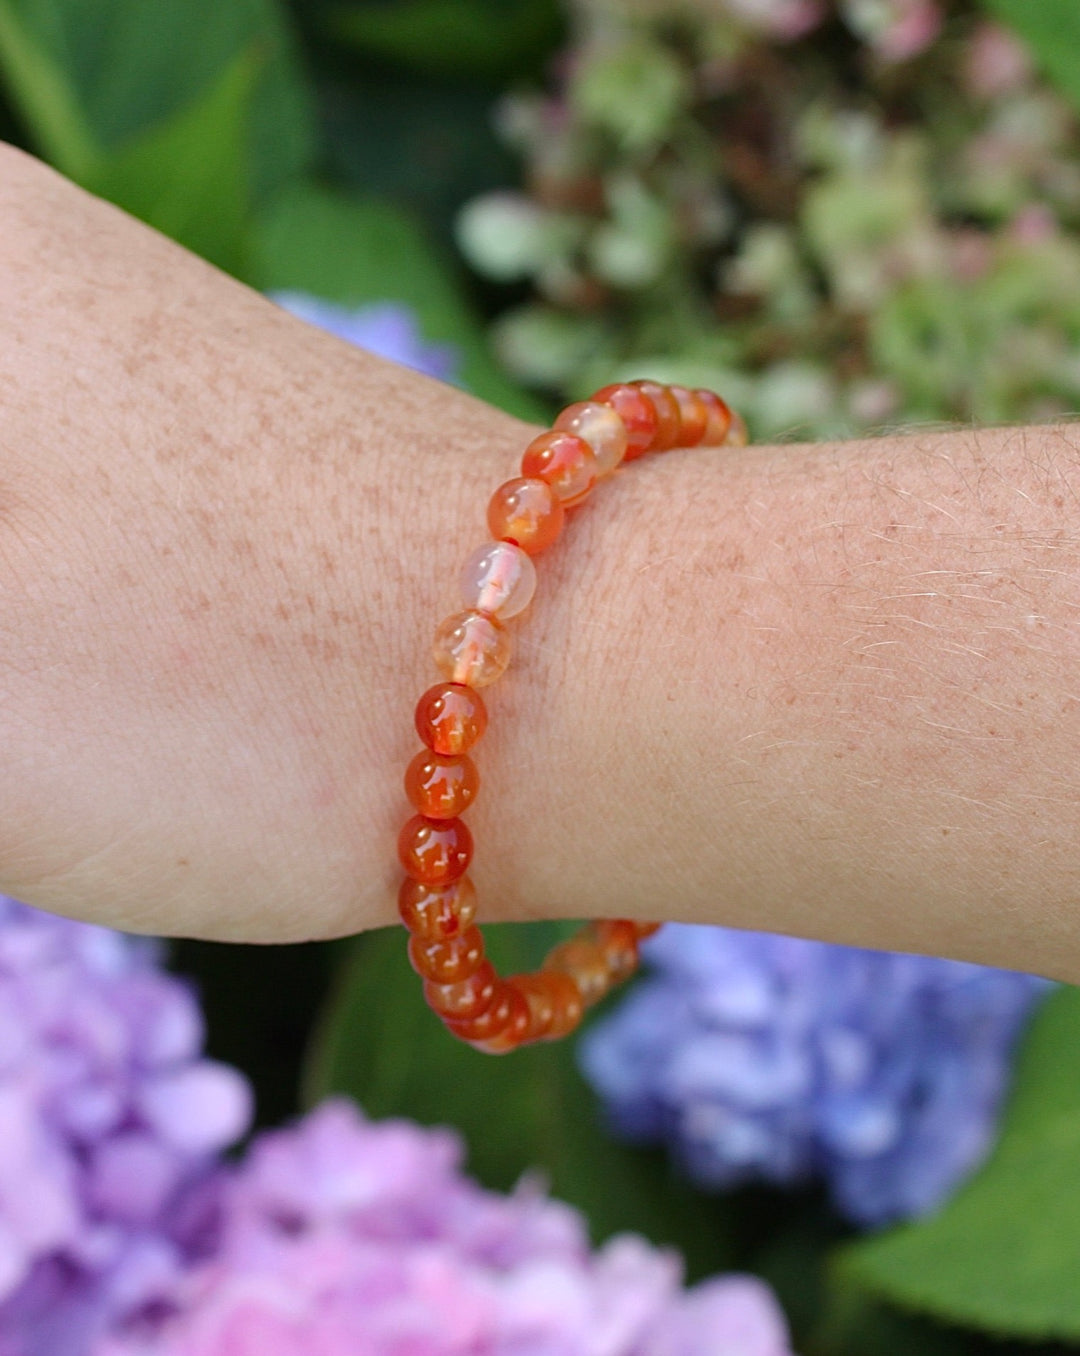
[98,1101,795,1356]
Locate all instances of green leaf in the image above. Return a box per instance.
[248,182,549,421]
[0,0,313,201]
[982,0,1080,113]
[330,0,562,83]
[89,47,257,273]
[303,925,735,1281]
[839,984,1080,1341]
[0,0,99,178]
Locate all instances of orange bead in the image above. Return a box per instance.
[408,925,486,984]
[589,919,640,984]
[397,815,473,884]
[631,381,680,451]
[398,877,478,939]
[695,389,732,446]
[433,610,510,688]
[507,972,556,1040]
[540,969,585,1040]
[471,987,532,1053]
[415,683,487,756]
[424,960,498,1020]
[553,401,628,476]
[446,981,530,1052]
[404,750,479,819]
[487,477,565,556]
[521,431,597,507]
[668,385,708,447]
[544,932,611,1006]
[590,383,659,460]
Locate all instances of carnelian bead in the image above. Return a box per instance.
[696,389,732,446]
[433,610,510,688]
[415,683,487,756]
[668,385,709,447]
[553,401,628,476]
[544,932,611,1006]
[460,541,536,620]
[591,383,659,460]
[541,970,585,1040]
[408,925,486,984]
[397,815,473,884]
[446,982,530,1051]
[404,750,479,819]
[508,972,557,1041]
[521,430,597,507]
[487,477,564,556]
[471,986,532,1053]
[726,409,749,446]
[590,919,640,984]
[398,877,478,939]
[424,960,498,1020]
[631,381,680,451]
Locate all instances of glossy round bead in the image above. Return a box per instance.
[590,383,659,460]
[424,960,498,1020]
[630,381,680,451]
[404,750,479,819]
[447,982,531,1052]
[553,402,628,476]
[415,682,487,756]
[668,385,708,447]
[433,610,510,688]
[408,925,486,984]
[521,431,597,507]
[544,933,612,1006]
[726,409,749,446]
[460,541,537,620]
[398,876,478,940]
[508,972,557,1041]
[487,477,564,556]
[590,919,640,984]
[540,969,585,1040]
[696,389,732,446]
[471,988,532,1053]
[397,815,473,885]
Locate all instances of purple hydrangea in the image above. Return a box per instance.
[272,295,458,383]
[97,1099,796,1356]
[0,899,252,1356]
[580,925,1050,1227]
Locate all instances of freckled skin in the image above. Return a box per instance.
[2,144,1080,983]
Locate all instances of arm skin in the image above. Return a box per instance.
[2,143,1079,979]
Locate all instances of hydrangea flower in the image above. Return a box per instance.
[0,899,252,1356]
[581,925,1050,1227]
[272,295,458,384]
[97,1100,796,1356]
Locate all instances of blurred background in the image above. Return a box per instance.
[3,2,1080,1354]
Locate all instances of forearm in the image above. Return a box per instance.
[517,423,1080,979]
[3,144,1079,980]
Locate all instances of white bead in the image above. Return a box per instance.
[460,541,536,620]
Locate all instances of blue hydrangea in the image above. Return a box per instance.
[580,925,1051,1227]
[272,294,458,383]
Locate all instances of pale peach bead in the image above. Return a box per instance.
[433,610,511,687]
[725,410,749,446]
[460,541,536,620]
[553,401,628,477]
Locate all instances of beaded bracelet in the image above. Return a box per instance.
[397,381,747,1054]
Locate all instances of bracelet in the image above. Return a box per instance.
[397,381,747,1054]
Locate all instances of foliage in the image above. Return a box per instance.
[1,0,1080,1351]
